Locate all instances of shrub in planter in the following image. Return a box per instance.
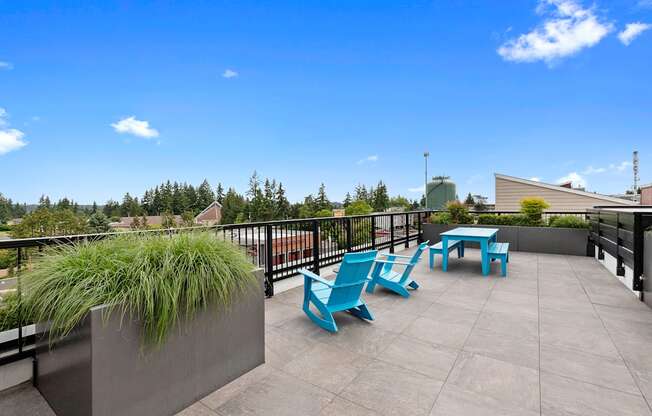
[430,212,452,224]
[549,215,589,229]
[446,201,474,224]
[520,197,550,226]
[476,214,529,226]
[23,232,257,346]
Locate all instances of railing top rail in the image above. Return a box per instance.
[0,210,434,250]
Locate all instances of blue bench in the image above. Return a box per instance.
[429,240,463,269]
[488,242,509,277]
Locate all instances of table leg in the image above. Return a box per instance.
[442,236,449,272]
[481,238,489,276]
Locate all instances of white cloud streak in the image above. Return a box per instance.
[408,185,425,193]
[582,160,631,175]
[0,108,27,155]
[618,22,651,45]
[357,155,379,165]
[111,116,159,139]
[0,61,12,70]
[498,0,612,65]
[222,69,238,79]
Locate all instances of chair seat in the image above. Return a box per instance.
[379,269,401,282]
[488,242,509,256]
[430,240,461,251]
[311,282,332,303]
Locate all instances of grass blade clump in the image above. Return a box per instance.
[21,232,257,346]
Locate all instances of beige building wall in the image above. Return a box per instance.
[495,176,635,212]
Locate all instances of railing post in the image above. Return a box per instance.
[404,213,410,248]
[264,224,274,297]
[371,216,376,250]
[389,214,395,254]
[633,213,644,293]
[16,247,23,353]
[417,212,423,243]
[312,220,320,274]
[346,218,352,252]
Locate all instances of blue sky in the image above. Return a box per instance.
[1,0,651,204]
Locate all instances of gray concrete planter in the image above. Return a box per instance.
[35,269,265,416]
[423,224,589,256]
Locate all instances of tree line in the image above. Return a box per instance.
[1,172,421,238]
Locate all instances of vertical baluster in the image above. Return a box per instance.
[16,247,23,353]
[390,214,395,253]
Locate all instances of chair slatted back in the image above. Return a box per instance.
[397,241,429,283]
[328,250,377,307]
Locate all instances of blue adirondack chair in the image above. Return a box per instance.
[299,250,378,332]
[365,241,429,298]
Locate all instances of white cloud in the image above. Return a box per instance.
[111,116,159,139]
[582,165,606,174]
[222,69,238,79]
[0,61,12,70]
[581,160,631,175]
[618,22,651,45]
[408,185,425,193]
[0,129,27,155]
[357,155,379,165]
[557,172,586,188]
[498,0,612,65]
[0,108,27,154]
[529,177,542,182]
[610,161,632,172]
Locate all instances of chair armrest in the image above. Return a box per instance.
[379,253,413,259]
[373,259,412,266]
[298,269,334,287]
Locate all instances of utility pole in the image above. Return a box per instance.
[633,150,640,194]
[424,151,429,209]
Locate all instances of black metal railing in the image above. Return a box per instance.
[0,210,432,366]
[588,206,652,296]
[0,208,597,367]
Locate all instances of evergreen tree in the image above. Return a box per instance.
[274,182,290,219]
[221,188,247,224]
[343,192,352,208]
[371,181,389,212]
[0,193,12,223]
[464,193,474,206]
[215,183,225,204]
[316,183,331,211]
[159,181,174,214]
[246,171,263,221]
[258,179,275,221]
[354,184,368,202]
[38,195,51,208]
[196,179,215,211]
[88,212,111,233]
[121,193,142,217]
[103,199,122,218]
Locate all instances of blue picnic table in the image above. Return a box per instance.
[440,227,499,276]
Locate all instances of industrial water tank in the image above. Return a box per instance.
[426,176,457,210]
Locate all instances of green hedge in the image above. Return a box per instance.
[548,215,589,229]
